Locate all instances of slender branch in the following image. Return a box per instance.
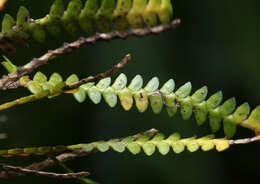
[50,155,98,184]
[0,19,181,90]
[0,128,158,179]
[229,135,260,145]
[63,54,131,90]
[0,54,130,111]
[0,164,90,179]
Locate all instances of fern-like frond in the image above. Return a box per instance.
[64,73,260,138]
[1,72,260,138]
[0,132,230,158]
[0,0,174,47]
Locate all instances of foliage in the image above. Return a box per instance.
[0,0,259,183]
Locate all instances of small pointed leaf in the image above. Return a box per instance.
[96,77,111,89]
[112,73,127,90]
[103,87,117,107]
[65,74,79,85]
[33,72,47,83]
[160,79,175,94]
[191,86,208,104]
[144,77,159,92]
[73,88,86,103]
[142,143,156,156]
[206,91,223,109]
[128,75,143,91]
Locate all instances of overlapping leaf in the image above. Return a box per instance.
[0,132,230,157]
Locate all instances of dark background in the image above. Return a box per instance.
[0,0,260,184]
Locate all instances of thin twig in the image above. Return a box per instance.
[0,19,181,90]
[229,135,260,145]
[0,164,90,179]
[0,54,130,111]
[63,54,131,90]
[50,155,98,184]
[0,128,159,179]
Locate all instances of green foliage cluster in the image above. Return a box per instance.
[0,0,173,43]
[0,132,230,157]
[5,69,259,139]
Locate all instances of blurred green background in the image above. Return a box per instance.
[0,0,260,183]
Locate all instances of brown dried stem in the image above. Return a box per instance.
[0,19,181,90]
[0,164,90,179]
[229,135,260,145]
[63,54,131,90]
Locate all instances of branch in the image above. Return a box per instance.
[0,164,90,179]
[0,128,158,179]
[0,54,130,111]
[229,135,260,145]
[63,54,131,90]
[0,19,181,90]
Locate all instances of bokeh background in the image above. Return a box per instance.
[0,0,260,184]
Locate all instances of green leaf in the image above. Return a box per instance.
[33,72,47,83]
[247,106,260,130]
[109,141,125,153]
[179,97,193,120]
[191,86,208,104]
[65,74,79,85]
[1,56,18,74]
[80,82,95,91]
[112,73,127,90]
[134,91,149,113]
[160,79,175,94]
[223,116,237,138]
[128,75,143,91]
[157,142,170,155]
[127,142,141,155]
[96,142,109,152]
[220,97,236,117]
[87,87,102,104]
[27,81,43,95]
[2,14,15,35]
[142,143,156,156]
[201,141,215,151]
[49,73,63,86]
[149,94,163,114]
[214,140,230,152]
[209,108,222,132]
[73,88,86,103]
[194,102,207,126]
[172,142,185,154]
[78,0,99,34]
[96,77,111,89]
[233,103,250,123]
[151,133,165,141]
[206,91,223,109]
[187,141,200,152]
[82,144,95,152]
[103,87,117,107]
[29,23,46,43]
[49,0,65,19]
[165,94,178,117]
[144,77,159,92]
[95,0,116,32]
[112,0,132,31]
[175,82,192,98]
[167,132,181,141]
[118,88,133,111]
[16,6,30,27]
